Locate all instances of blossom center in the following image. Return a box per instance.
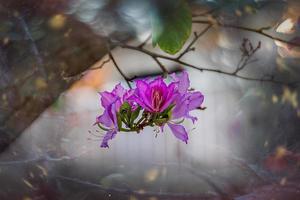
[151,89,163,112]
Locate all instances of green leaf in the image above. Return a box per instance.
[120,102,131,113]
[154,118,168,126]
[151,0,192,54]
[119,101,132,125]
[117,112,122,131]
[130,106,141,123]
[161,104,175,117]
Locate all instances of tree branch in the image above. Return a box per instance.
[137,34,152,49]
[61,57,111,81]
[192,20,300,47]
[234,39,261,75]
[108,52,132,89]
[119,43,299,86]
[177,24,212,60]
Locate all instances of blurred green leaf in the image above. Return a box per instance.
[120,101,131,125]
[151,0,192,55]
[117,112,122,130]
[130,106,141,123]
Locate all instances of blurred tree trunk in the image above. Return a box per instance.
[0,0,130,152]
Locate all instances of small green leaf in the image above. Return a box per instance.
[151,0,192,54]
[130,106,141,123]
[117,112,122,131]
[120,102,131,113]
[119,101,132,125]
[161,104,175,116]
[154,118,168,126]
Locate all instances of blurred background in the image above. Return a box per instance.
[0,0,300,199]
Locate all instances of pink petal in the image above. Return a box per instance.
[100,92,116,108]
[187,92,204,110]
[96,109,113,128]
[160,82,177,112]
[170,71,190,94]
[113,83,127,97]
[100,130,117,148]
[135,80,153,111]
[178,71,190,94]
[167,123,188,144]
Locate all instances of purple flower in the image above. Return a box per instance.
[94,71,205,148]
[171,71,204,122]
[162,71,204,144]
[95,84,133,148]
[131,77,178,113]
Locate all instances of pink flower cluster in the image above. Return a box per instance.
[95,71,204,148]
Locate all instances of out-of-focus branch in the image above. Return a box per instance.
[152,55,169,74]
[177,24,212,60]
[118,43,299,86]
[58,18,300,88]
[234,39,261,75]
[192,19,300,48]
[61,57,111,81]
[56,175,217,200]
[137,34,152,49]
[108,52,132,89]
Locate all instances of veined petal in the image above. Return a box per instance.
[149,76,165,88]
[160,82,177,112]
[167,123,188,144]
[177,71,190,94]
[135,80,152,109]
[113,83,127,97]
[172,100,188,119]
[123,89,134,101]
[187,92,204,110]
[171,71,190,94]
[108,103,118,128]
[129,90,153,111]
[100,92,116,108]
[96,109,113,128]
[100,130,117,148]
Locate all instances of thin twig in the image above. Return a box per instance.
[152,56,169,75]
[89,57,111,71]
[61,57,111,81]
[119,44,299,86]
[192,20,300,47]
[108,52,132,89]
[177,24,212,60]
[233,39,261,75]
[137,34,152,49]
